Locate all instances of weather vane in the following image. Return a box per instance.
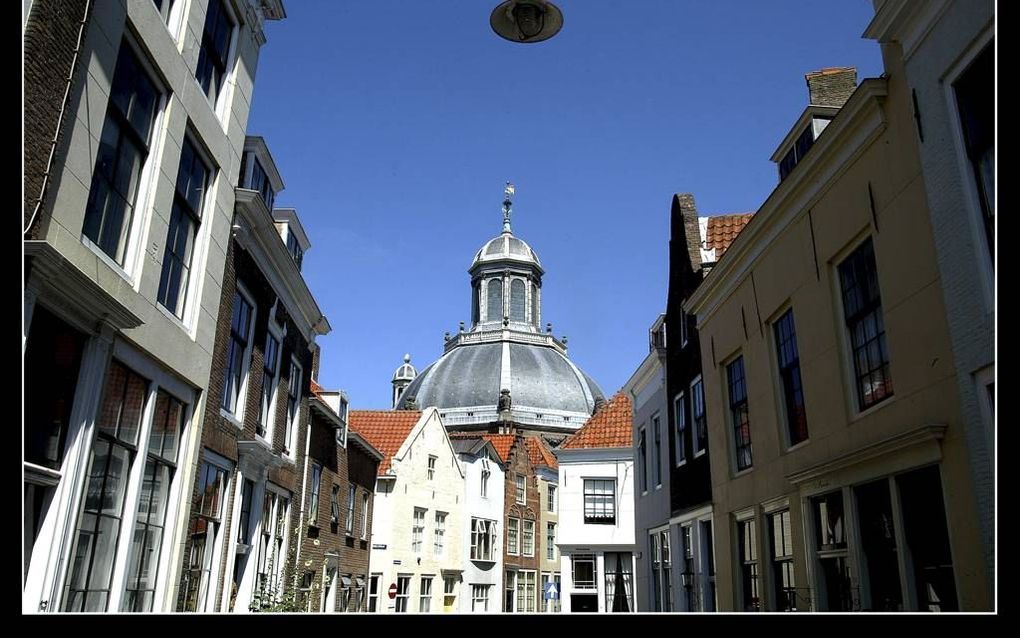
[503,181,515,233]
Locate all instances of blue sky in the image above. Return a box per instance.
[247,1,884,409]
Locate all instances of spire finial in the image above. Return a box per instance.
[502,181,515,234]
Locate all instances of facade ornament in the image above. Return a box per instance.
[502,181,515,234]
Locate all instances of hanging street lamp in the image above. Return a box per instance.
[489,0,564,43]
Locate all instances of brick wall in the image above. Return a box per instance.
[805,67,857,107]
[502,436,542,609]
[22,0,92,238]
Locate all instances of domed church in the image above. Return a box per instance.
[391,184,605,441]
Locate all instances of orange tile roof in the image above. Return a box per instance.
[349,410,422,476]
[450,432,517,464]
[309,379,325,395]
[561,392,633,450]
[525,436,558,470]
[705,213,755,258]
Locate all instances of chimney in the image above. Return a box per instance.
[310,342,321,382]
[805,67,857,107]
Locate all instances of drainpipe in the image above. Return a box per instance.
[24,0,92,236]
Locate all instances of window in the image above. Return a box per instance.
[664,529,676,612]
[297,571,314,611]
[221,288,254,416]
[486,278,503,321]
[604,553,634,612]
[157,137,210,318]
[237,479,254,544]
[285,231,303,271]
[523,520,535,557]
[838,238,893,410]
[395,575,410,613]
[434,511,446,557]
[572,554,596,590]
[515,474,526,504]
[727,357,753,471]
[507,517,520,555]
[151,0,176,25]
[701,519,716,612]
[691,377,707,455]
[368,574,381,612]
[253,489,289,607]
[122,388,184,611]
[419,576,433,612]
[674,394,686,466]
[516,570,536,613]
[245,153,276,211]
[308,463,322,526]
[812,492,850,609]
[584,479,616,524]
[82,41,160,266]
[329,484,340,525]
[954,42,994,261]
[427,455,437,481]
[64,361,148,611]
[471,584,490,611]
[510,279,526,322]
[504,570,516,612]
[546,523,557,561]
[773,309,808,446]
[680,308,688,347]
[346,485,356,535]
[653,414,662,486]
[412,507,426,553]
[284,359,301,455]
[182,459,229,612]
[257,332,280,439]
[769,510,796,611]
[361,493,370,539]
[547,484,556,512]
[638,428,647,492]
[195,0,234,104]
[738,518,760,611]
[443,576,457,611]
[470,518,496,561]
[650,534,661,611]
[480,462,490,497]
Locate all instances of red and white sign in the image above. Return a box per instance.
[388,583,398,599]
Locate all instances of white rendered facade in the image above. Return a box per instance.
[457,441,506,612]
[367,409,466,613]
[555,448,636,613]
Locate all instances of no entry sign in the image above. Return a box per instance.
[388,583,398,599]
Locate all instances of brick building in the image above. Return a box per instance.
[175,136,330,612]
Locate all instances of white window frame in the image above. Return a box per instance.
[283,357,302,459]
[546,522,557,562]
[471,584,490,611]
[516,569,537,613]
[434,511,446,557]
[734,507,761,612]
[547,484,556,512]
[330,483,340,525]
[470,517,497,562]
[308,462,322,527]
[674,392,687,467]
[257,316,284,445]
[220,280,257,426]
[691,375,707,458]
[680,307,689,348]
[412,507,427,554]
[418,575,433,612]
[481,462,490,498]
[394,575,411,613]
[653,412,663,488]
[185,449,234,613]
[638,426,648,495]
[346,484,356,535]
[195,0,240,125]
[515,474,526,505]
[361,492,370,540]
[427,454,437,481]
[507,517,520,556]
[522,519,535,557]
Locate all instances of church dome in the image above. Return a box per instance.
[391,354,417,382]
[395,339,605,432]
[471,232,543,272]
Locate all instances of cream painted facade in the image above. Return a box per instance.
[686,46,991,611]
[23,0,283,613]
[367,409,467,613]
[536,466,560,612]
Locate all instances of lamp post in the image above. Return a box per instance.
[490,0,564,43]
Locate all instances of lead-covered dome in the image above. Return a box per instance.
[471,231,543,272]
[396,339,605,432]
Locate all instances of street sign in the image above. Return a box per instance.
[544,581,559,600]
[388,583,398,600]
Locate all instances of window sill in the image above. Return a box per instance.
[783,439,811,455]
[583,519,616,526]
[81,235,135,288]
[655,484,663,491]
[220,408,244,428]
[733,466,755,479]
[693,449,706,459]
[849,393,896,423]
[155,301,193,336]
[676,460,687,468]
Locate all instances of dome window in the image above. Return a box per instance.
[487,278,503,322]
[510,279,527,322]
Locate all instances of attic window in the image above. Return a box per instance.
[778,116,833,181]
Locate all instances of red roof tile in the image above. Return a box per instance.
[309,379,325,395]
[705,213,755,258]
[561,392,633,450]
[349,410,422,476]
[450,432,517,464]
[525,436,558,470]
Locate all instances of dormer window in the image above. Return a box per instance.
[243,151,276,210]
[778,116,832,181]
[286,230,303,271]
